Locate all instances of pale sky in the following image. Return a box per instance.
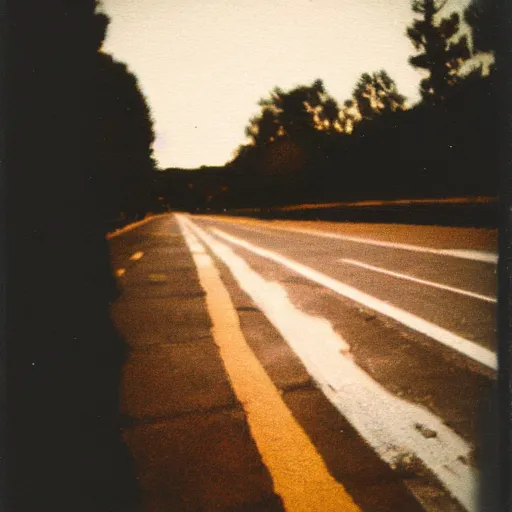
[101,0,470,169]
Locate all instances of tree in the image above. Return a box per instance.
[352,71,406,121]
[407,0,471,104]
[339,99,358,133]
[9,2,140,509]
[249,79,340,144]
[93,4,156,222]
[317,97,341,133]
[464,0,498,57]
[271,84,319,142]
[245,107,280,146]
[239,80,339,206]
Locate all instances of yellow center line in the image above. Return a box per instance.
[130,251,144,261]
[106,213,170,239]
[179,219,360,512]
[115,268,126,277]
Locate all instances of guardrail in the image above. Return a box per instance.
[215,197,498,228]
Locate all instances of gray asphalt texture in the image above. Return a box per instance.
[109,214,496,512]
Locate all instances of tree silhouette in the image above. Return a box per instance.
[352,71,406,122]
[273,85,318,142]
[250,80,339,144]
[407,0,471,104]
[93,4,156,223]
[317,96,341,133]
[226,18,500,210]
[464,0,498,57]
[339,99,358,133]
[237,81,336,207]
[8,1,141,509]
[245,107,281,146]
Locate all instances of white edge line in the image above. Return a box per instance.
[177,215,362,512]
[181,215,479,512]
[204,216,498,264]
[340,258,496,304]
[270,226,498,264]
[209,227,496,370]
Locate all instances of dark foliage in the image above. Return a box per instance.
[352,71,406,122]
[93,7,156,223]
[407,0,470,105]
[464,0,499,56]
[157,77,497,212]
[6,1,142,510]
[152,0,499,215]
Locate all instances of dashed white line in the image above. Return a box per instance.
[278,227,498,263]
[340,258,496,303]
[207,226,496,370]
[207,217,497,264]
[437,249,497,262]
[179,214,479,512]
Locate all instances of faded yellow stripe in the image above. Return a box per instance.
[106,214,168,239]
[184,234,361,511]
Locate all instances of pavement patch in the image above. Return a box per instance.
[123,409,281,512]
[112,295,212,348]
[121,342,238,418]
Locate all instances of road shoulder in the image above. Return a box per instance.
[109,215,283,511]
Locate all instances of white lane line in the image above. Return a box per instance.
[208,218,497,264]
[177,216,361,512]
[206,227,496,370]
[179,215,478,512]
[274,226,498,264]
[438,249,497,262]
[130,251,144,261]
[340,258,497,304]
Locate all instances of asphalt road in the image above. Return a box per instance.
[109,213,498,512]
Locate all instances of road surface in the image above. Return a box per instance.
[109,213,497,512]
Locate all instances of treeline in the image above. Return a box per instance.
[157,0,501,211]
[154,166,231,211]
[8,1,147,508]
[225,0,498,207]
[93,4,157,225]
